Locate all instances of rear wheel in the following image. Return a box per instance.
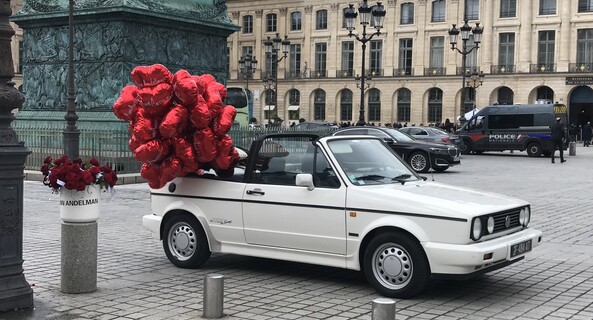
[409,152,430,173]
[163,214,211,268]
[363,232,430,298]
[526,142,543,157]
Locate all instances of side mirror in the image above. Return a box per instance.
[296,173,315,191]
[384,138,395,144]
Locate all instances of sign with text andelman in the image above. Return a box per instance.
[59,185,100,223]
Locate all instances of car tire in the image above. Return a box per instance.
[163,214,211,268]
[409,152,430,173]
[526,142,542,157]
[363,232,430,299]
[462,140,472,155]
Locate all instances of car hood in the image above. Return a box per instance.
[346,181,527,220]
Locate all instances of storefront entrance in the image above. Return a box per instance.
[569,86,593,126]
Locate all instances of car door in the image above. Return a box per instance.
[242,137,347,255]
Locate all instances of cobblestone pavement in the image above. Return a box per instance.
[2,146,593,320]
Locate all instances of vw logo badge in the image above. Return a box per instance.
[505,215,511,228]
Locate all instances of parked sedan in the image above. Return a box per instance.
[399,126,466,151]
[332,126,461,173]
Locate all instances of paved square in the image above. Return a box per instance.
[2,146,592,319]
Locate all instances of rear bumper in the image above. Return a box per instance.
[142,214,162,240]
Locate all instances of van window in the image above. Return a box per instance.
[488,114,534,129]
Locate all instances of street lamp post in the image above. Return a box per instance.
[344,0,386,126]
[448,20,483,120]
[262,74,276,126]
[63,0,79,159]
[264,33,290,126]
[239,54,257,124]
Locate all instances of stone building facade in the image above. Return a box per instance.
[226,0,593,126]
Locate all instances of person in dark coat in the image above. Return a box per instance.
[550,117,566,163]
[582,122,592,147]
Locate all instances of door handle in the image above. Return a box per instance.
[246,189,265,195]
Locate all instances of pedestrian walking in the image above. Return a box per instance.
[550,117,566,164]
[583,121,592,147]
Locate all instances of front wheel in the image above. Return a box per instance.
[363,233,430,299]
[409,152,430,173]
[163,214,211,268]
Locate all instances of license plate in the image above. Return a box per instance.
[510,239,532,258]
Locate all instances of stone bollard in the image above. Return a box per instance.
[61,221,98,293]
[203,274,224,319]
[569,141,576,156]
[371,297,396,320]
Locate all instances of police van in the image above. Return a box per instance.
[456,103,567,157]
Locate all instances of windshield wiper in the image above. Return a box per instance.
[355,174,387,182]
[392,174,413,185]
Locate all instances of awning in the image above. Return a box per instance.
[287,105,300,111]
[264,105,276,111]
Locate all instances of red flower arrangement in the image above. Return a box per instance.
[41,155,118,192]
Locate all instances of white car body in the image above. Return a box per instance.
[143,134,542,298]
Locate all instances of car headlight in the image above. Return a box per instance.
[429,147,448,154]
[486,216,495,234]
[471,217,483,241]
[524,206,531,227]
[519,208,526,225]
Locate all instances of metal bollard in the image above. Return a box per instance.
[371,297,396,320]
[203,274,224,319]
[569,141,576,156]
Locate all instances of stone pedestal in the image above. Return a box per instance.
[61,221,98,293]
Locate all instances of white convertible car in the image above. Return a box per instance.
[143,133,542,298]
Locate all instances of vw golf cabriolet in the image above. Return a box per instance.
[143,133,542,298]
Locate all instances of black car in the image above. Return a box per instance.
[332,126,461,173]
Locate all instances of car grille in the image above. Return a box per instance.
[491,208,521,234]
[448,147,459,157]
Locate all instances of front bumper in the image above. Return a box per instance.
[433,155,461,167]
[423,227,543,276]
[142,214,162,240]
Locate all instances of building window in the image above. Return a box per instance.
[266,13,277,32]
[539,0,556,15]
[289,44,301,77]
[498,87,514,105]
[498,33,515,67]
[399,39,413,75]
[288,89,300,120]
[538,31,555,65]
[428,88,443,123]
[368,89,381,122]
[315,43,327,75]
[429,37,444,68]
[397,89,411,123]
[500,0,517,18]
[577,29,593,65]
[316,10,328,29]
[579,0,593,12]
[242,15,253,34]
[432,0,446,23]
[242,46,253,56]
[340,90,353,122]
[266,54,276,77]
[466,35,477,69]
[291,12,302,31]
[369,40,382,76]
[341,41,355,77]
[400,3,414,25]
[537,87,554,101]
[465,0,479,20]
[314,90,326,120]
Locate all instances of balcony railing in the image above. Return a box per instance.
[393,68,414,76]
[336,69,355,78]
[285,71,304,79]
[456,66,480,76]
[366,69,384,77]
[491,65,515,74]
[530,64,556,73]
[424,67,446,76]
[309,70,328,79]
[569,63,593,73]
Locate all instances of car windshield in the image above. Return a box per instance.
[385,128,415,141]
[327,138,420,185]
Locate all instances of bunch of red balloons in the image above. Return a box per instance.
[113,64,240,189]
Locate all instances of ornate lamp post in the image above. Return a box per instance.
[63,0,79,159]
[344,0,386,126]
[239,53,257,92]
[448,20,483,119]
[0,0,34,311]
[264,33,290,126]
[467,70,485,89]
[262,74,276,125]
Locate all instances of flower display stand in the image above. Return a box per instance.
[60,185,99,294]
